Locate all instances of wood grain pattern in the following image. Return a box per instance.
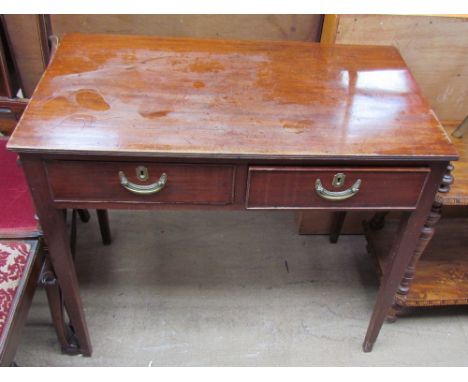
[7,34,457,161]
[46,160,236,205]
[4,15,324,98]
[50,15,324,43]
[320,15,339,44]
[2,15,47,97]
[247,166,429,209]
[8,34,459,354]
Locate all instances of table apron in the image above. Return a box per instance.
[43,160,430,212]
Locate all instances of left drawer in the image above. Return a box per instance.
[45,161,236,205]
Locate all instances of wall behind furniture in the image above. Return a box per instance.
[3,14,324,97]
[323,14,468,123]
[2,15,47,98]
[299,14,468,235]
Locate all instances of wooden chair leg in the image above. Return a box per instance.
[39,259,80,355]
[96,209,112,245]
[77,209,91,223]
[329,211,346,243]
[70,209,77,258]
[369,212,389,230]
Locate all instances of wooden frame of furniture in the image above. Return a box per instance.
[298,14,468,238]
[0,15,27,136]
[0,26,111,361]
[7,34,457,355]
[0,15,23,99]
[0,213,111,365]
[320,16,468,316]
[365,120,467,319]
[0,119,111,365]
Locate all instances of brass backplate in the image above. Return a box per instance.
[136,166,149,181]
[332,173,346,188]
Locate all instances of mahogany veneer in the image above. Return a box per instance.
[7,34,455,161]
[6,34,458,355]
[246,167,429,210]
[46,161,236,205]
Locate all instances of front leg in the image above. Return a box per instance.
[387,164,453,322]
[362,163,448,352]
[21,155,92,356]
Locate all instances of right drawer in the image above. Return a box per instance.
[246,167,430,210]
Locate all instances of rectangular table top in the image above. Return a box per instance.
[8,34,457,161]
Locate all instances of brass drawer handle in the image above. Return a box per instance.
[315,178,361,201]
[119,171,167,195]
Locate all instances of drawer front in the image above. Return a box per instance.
[246,167,429,209]
[46,161,236,205]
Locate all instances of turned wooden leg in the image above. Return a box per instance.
[70,210,77,257]
[363,163,447,352]
[386,164,454,322]
[369,212,389,230]
[329,211,347,243]
[97,210,112,245]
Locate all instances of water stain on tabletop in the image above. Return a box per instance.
[58,114,97,128]
[75,89,111,111]
[139,110,171,119]
[58,51,117,75]
[189,59,224,73]
[281,119,311,134]
[193,80,205,89]
[41,96,77,115]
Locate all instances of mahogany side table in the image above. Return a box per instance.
[7,34,458,354]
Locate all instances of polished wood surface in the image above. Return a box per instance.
[46,161,236,205]
[7,34,458,354]
[3,15,324,97]
[247,166,429,209]
[294,123,467,235]
[8,34,456,161]
[328,14,468,122]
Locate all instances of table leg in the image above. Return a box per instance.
[387,163,454,321]
[97,209,112,245]
[329,211,347,243]
[362,163,448,352]
[21,156,92,356]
